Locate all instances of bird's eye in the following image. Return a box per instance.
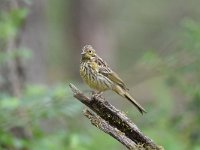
[89,50,92,53]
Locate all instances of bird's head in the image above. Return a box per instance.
[81,45,96,60]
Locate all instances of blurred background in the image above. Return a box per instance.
[0,0,200,149]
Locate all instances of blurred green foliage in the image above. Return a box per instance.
[0,1,200,150]
[137,19,200,150]
[0,8,27,39]
[0,84,121,149]
[0,7,119,148]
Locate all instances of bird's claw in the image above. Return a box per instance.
[91,91,103,99]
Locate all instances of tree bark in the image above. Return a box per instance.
[69,83,164,150]
[84,109,136,149]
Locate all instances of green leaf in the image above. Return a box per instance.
[0,97,20,109]
[0,8,28,39]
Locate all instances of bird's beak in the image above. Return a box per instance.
[81,52,85,55]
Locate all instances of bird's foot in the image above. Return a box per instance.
[91,91,103,99]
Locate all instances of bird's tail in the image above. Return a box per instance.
[124,92,147,114]
[113,85,147,114]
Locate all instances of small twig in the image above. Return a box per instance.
[84,109,136,149]
[69,83,163,150]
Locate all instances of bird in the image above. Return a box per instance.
[80,45,146,114]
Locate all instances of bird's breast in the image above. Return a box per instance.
[80,62,112,91]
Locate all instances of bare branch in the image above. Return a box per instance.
[84,109,136,149]
[69,83,164,150]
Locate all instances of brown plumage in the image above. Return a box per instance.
[80,45,146,114]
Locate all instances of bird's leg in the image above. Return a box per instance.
[96,91,103,97]
[91,91,103,99]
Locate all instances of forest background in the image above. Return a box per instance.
[0,0,200,150]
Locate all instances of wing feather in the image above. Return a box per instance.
[93,54,129,90]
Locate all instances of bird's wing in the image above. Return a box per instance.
[94,55,129,90]
[99,65,128,91]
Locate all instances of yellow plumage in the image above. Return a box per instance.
[80,45,146,114]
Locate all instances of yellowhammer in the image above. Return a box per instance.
[80,45,146,114]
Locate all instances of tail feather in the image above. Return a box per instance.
[113,85,147,114]
[124,92,147,114]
